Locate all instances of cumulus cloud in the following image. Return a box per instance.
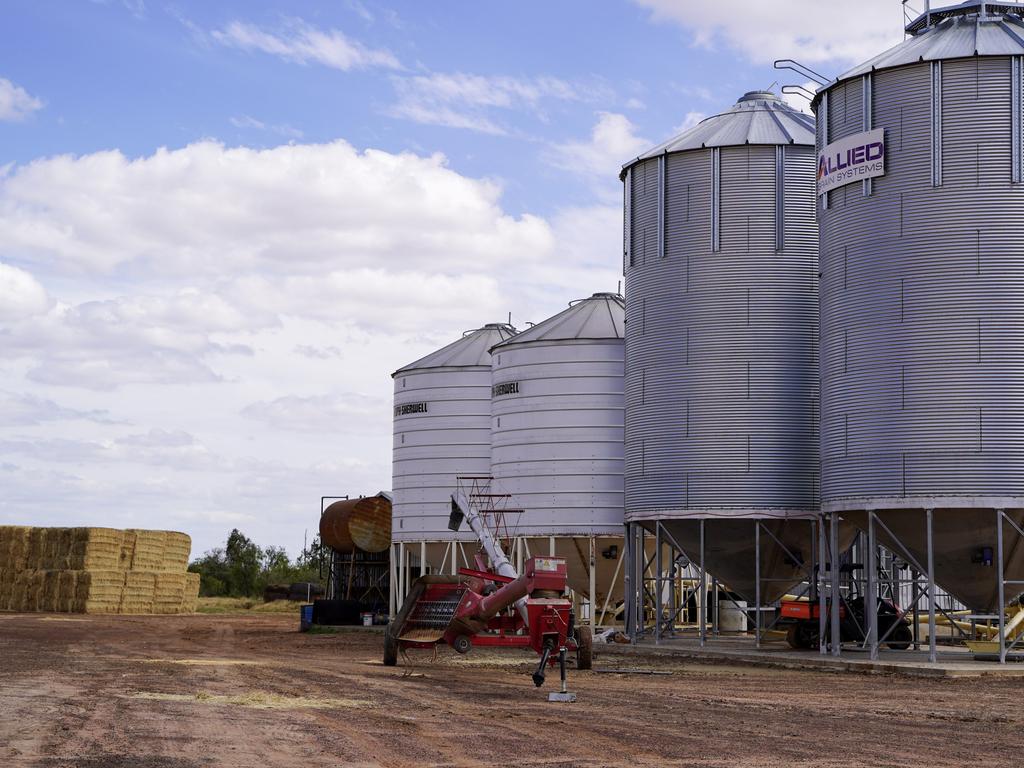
[211,19,401,71]
[546,112,650,185]
[674,111,706,133]
[0,263,49,320]
[0,289,268,390]
[0,136,617,553]
[0,77,44,122]
[388,72,612,134]
[632,0,904,66]
[0,140,552,277]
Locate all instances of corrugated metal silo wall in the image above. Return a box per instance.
[819,56,1024,504]
[624,144,819,516]
[490,340,624,535]
[392,366,491,541]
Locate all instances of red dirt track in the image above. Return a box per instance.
[0,613,1019,767]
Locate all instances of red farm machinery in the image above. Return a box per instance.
[384,487,591,699]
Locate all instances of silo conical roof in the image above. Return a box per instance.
[490,293,624,350]
[818,3,1024,103]
[392,323,516,376]
[620,91,814,179]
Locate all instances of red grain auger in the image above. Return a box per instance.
[384,489,591,699]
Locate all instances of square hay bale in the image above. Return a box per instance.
[119,571,156,614]
[152,572,187,614]
[54,528,76,570]
[41,570,61,613]
[26,529,46,570]
[118,530,137,570]
[181,572,201,613]
[58,571,78,613]
[66,528,123,571]
[3,527,31,571]
[41,529,61,571]
[18,569,45,612]
[127,530,167,571]
[0,568,11,611]
[162,532,192,571]
[78,570,126,614]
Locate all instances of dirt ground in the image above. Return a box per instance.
[0,613,1019,767]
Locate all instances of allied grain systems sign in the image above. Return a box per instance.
[818,128,885,195]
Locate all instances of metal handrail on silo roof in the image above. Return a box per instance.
[905,1,1024,35]
[812,3,1024,108]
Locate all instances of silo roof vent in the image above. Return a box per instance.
[620,90,814,178]
[392,322,517,375]
[491,293,624,350]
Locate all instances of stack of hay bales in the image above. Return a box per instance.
[0,527,200,614]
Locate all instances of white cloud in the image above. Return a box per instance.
[0,140,552,277]
[0,136,619,555]
[212,19,401,72]
[388,72,612,134]
[0,262,49,320]
[0,77,43,122]
[547,112,650,180]
[0,391,116,426]
[633,0,904,66]
[0,289,268,390]
[674,111,706,133]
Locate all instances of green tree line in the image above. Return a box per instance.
[188,528,327,598]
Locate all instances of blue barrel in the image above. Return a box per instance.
[299,604,314,632]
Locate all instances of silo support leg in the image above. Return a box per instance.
[389,543,397,619]
[588,536,596,626]
[867,512,879,660]
[997,509,1006,664]
[830,512,841,657]
[655,523,663,644]
[699,519,706,648]
[755,522,761,650]
[818,518,827,655]
[926,509,936,664]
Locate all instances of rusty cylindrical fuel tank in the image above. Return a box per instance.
[320,495,392,554]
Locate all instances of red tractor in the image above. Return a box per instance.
[384,494,591,692]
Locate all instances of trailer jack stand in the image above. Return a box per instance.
[548,646,576,703]
[532,643,552,687]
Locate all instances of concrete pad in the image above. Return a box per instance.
[600,634,1024,678]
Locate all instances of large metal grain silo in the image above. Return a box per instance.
[489,293,625,615]
[390,323,516,612]
[621,91,826,618]
[815,2,1024,618]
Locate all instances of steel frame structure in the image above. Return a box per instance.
[625,509,1024,665]
[624,518,820,648]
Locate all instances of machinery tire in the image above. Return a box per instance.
[452,634,472,654]
[786,624,802,649]
[383,623,399,667]
[575,628,593,670]
[886,624,913,651]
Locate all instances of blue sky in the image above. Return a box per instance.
[0,1,904,557]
